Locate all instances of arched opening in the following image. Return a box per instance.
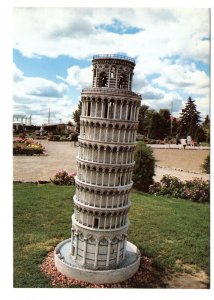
[87,101,91,116]
[109,100,115,119]
[111,66,116,78]
[127,102,132,120]
[104,99,108,118]
[100,72,107,87]
[118,73,127,89]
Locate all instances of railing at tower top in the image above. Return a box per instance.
[93,54,135,63]
[82,87,142,99]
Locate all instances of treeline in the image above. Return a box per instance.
[137,97,210,143]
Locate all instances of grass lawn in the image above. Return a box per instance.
[13,183,210,288]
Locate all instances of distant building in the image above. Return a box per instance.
[13,114,32,132]
[40,123,76,135]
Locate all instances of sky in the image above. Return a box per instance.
[13,7,210,125]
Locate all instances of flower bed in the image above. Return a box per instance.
[13,137,45,155]
[149,175,210,203]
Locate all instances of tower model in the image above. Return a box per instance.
[55,54,141,284]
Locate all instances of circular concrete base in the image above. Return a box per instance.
[54,239,141,284]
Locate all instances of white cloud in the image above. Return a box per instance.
[13,7,210,121]
[13,8,210,63]
[13,63,24,82]
[62,65,92,89]
[13,64,76,125]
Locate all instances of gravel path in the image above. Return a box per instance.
[13,141,210,182]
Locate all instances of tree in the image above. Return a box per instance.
[179,96,201,138]
[159,109,171,137]
[137,104,149,135]
[148,111,166,139]
[171,117,180,137]
[202,115,210,143]
[132,141,155,192]
[72,101,82,132]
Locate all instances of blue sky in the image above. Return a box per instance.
[13,7,210,125]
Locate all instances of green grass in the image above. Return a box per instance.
[128,191,210,274]
[13,183,210,288]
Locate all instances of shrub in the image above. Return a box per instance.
[70,133,79,141]
[181,178,210,203]
[132,141,155,192]
[51,170,76,185]
[48,135,60,141]
[148,182,161,195]
[201,155,210,174]
[149,175,210,203]
[159,175,184,198]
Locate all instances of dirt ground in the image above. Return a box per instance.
[13,140,210,182]
[13,140,79,182]
[153,148,209,173]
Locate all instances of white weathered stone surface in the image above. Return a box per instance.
[55,54,141,283]
[54,239,141,283]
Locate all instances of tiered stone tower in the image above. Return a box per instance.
[55,54,141,284]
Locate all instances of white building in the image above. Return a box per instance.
[13,114,32,131]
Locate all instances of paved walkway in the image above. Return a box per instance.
[13,141,210,182]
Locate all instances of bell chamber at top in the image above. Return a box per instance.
[91,54,136,91]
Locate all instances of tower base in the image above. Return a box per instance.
[54,239,141,284]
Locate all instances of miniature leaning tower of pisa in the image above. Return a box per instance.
[55,54,141,284]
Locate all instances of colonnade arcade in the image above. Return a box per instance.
[73,203,129,230]
[81,96,140,121]
[75,185,130,209]
[76,161,133,188]
[78,141,135,164]
[79,120,138,144]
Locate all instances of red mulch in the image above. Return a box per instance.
[40,251,167,288]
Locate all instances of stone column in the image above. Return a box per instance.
[101,100,104,118]
[116,150,119,164]
[125,103,129,120]
[95,170,98,185]
[74,233,79,260]
[93,126,96,140]
[99,127,102,140]
[106,240,111,267]
[119,103,123,119]
[71,229,75,255]
[108,67,111,87]
[108,170,111,186]
[103,147,106,164]
[109,150,113,164]
[123,235,127,259]
[116,241,121,264]
[90,169,93,184]
[83,237,88,264]
[113,104,116,119]
[95,101,98,118]
[128,72,131,90]
[94,240,99,267]
[115,68,118,88]
[95,69,97,87]
[105,127,108,141]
